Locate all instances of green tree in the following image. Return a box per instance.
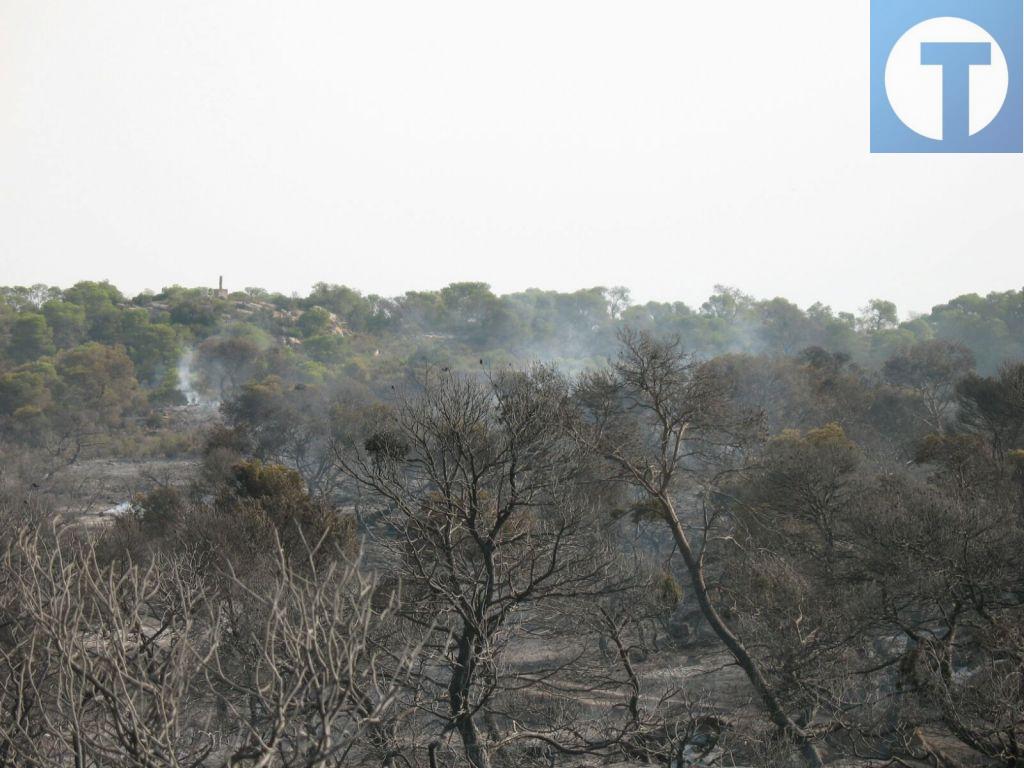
[923,289,1024,372]
[54,343,140,420]
[7,314,56,363]
[118,309,180,385]
[304,283,393,332]
[63,280,124,342]
[0,360,57,417]
[302,334,348,364]
[859,298,899,332]
[41,300,87,349]
[296,306,333,338]
[758,297,809,355]
[47,343,140,461]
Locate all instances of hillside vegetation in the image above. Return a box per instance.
[0,281,1023,767]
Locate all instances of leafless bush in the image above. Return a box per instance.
[0,526,419,768]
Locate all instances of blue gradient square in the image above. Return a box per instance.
[871,0,1023,153]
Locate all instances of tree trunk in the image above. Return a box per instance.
[457,717,492,768]
[660,494,825,768]
[449,631,492,768]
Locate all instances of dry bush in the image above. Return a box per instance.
[0,525,418,768]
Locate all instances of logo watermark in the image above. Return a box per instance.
[871,0,1023,152]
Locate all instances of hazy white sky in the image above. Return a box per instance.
[1,1,1021,314]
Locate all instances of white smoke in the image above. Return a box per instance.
[176,349,202,406]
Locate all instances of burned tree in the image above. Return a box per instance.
[573,330,833,766]
[333,366,636,768]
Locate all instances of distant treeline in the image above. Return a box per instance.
[2,281,1022,376]
[0,280,1022,461]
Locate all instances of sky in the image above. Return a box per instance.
[1,0,1021,316]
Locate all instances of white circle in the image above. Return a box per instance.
[884,16,1008,140]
